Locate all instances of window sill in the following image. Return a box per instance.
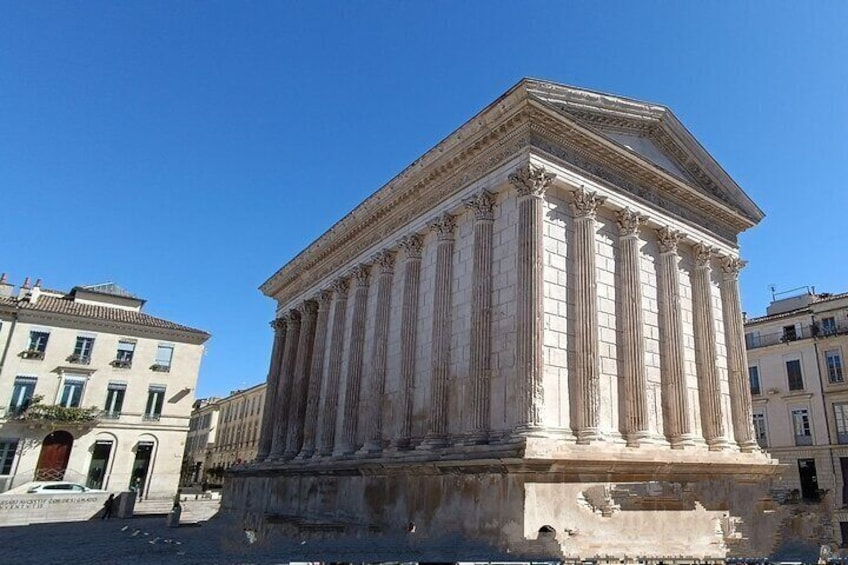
[781,391,814,400]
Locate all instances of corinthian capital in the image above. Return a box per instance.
[296,300,319,319]
[616,208,647,237]
[429,212,456,241]
[351,264,371,287]
[720,256,748,279]
[463,190,496,221]
[693,243,717,268]
[570,187,607,219]
[332,277,350,298]
[656,226,684,254]
[398,234,424,259]
[372,249,396,274]
[509,163,556,198]
[270,317,287,332]
[283,309,301,326]
[315,289,333,307]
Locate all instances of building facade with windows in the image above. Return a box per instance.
[181,397,219,487]
[0,276,210,499]
[228,79,780,558]
[182,383,266,487]
[745,289,848,543]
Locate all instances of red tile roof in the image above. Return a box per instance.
[0,294,209,338]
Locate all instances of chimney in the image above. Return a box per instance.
[0,273,13,298]
[18,277,31,299]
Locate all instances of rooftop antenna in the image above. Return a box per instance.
[769,284,776,302]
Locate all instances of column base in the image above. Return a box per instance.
[357,439,384,455]
[738,439,761,453]
[576,427,603,445]
[417,433,449,450]
[707,436,731,451]
[624,430,656,447]
[294,449,315,460]
[669,433,697,449]
[456,431,490,446]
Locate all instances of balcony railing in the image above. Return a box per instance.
[745,321,848,350]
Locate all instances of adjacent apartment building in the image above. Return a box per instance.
[182,382,265,487]
[745,288,848,541]
[0,275,210,499]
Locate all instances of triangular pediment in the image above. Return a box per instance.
[521,79,764,223]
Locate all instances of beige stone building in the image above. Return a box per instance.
[745,288,848,543]
[182,397,219,486]
[226,79,779,559]
[0,276,209,500]
[182,383,266,487]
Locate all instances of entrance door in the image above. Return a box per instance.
[841,458,848,506]
[798,458,820,500]
[130,443,153,499]
[86,441,113,489]
[35,431,74,481]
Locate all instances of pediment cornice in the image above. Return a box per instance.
[261,79,762,304]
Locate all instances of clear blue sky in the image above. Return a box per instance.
[2,2,846,398]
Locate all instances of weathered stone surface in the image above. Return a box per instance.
[232,79,777,559]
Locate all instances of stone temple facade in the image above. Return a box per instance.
[226,79,781,559]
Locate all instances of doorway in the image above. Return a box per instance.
[841,457,848,507]
[798,458,820,501]
[35,431,74,481]
[86,441,113,490]
[130,442,154,499]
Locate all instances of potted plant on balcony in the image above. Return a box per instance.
[15,395,100,427]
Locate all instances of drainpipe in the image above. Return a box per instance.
[811,313,838,497]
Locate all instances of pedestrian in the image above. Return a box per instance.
[102,494,115,520]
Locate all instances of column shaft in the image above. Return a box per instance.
[256,318,286,461]
[656,227,693,447]
[721,257,758,451]
[284,301,318,458]
[396,235,423,448]
[571,188,606,443]
[299,291,332,458]
[509,164,555,433]
[269,310,301,459]
[423,213,456,446]
[616,209,650,445]
[363,252,395,453]
[466,191,495,440]
[338,265,371,454]
[318,279,349,456]
[692,244,726,449]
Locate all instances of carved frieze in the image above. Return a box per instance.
[570,187,607,219]
[616,207,647,237]
[463,190,496,221]
[508,162,556,198]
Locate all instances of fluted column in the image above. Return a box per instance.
[269,309,301,459]
[362,251,396,454]
[692,243,727,449]
[256,318,286,461]
[616,208,651,446]
[656,227,693,448]
[318,278,349,456]
[721,256,758,452]
[337,264,371,455]
[570,187,607,443]
[284,300,319,458]
[422,213,456,448]
[509,163,556,434]
[465,190,496,442]
[298,290,332,459]
[396,234,424,448]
